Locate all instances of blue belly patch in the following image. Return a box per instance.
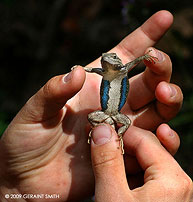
[118,76,129,111]
[100,79,110,111]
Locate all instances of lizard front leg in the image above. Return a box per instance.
[71,66,104,76]
[83,67,104,76]
[124,50,158,72]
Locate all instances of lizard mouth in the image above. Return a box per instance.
[114,65,122,70]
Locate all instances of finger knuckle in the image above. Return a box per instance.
[93,149,120,169]
[43,76,57,98]
[164,174,193,200]
[181,175,193,197]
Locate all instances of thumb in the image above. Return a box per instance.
[91,124,129,201]
[18,66,85,122]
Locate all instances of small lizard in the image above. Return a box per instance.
[74,50,157,154]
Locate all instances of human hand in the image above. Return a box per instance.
[91,124,193,202]
[0,10,183,201]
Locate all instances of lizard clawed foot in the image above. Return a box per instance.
[117,134,124,155]
[71,65,79,71]
[87,130,92,144]
[145,50,159,64]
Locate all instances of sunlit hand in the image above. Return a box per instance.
[91,124,193,202]
[0,10,183,201]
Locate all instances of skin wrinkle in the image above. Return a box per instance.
[4,121,64,153]
[115,23,156,64]
[7,130,65,178]
[155,101,174,122]
[140,26,157,44]
[116,43,136,62]
[19,97,65,125]
[93,153,119,170]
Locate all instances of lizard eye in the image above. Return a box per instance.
[113,55,117,59]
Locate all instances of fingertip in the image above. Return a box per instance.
[157,123,171,137]
[145,47,165,64]
[155,81,173,103]
[63,65,86,94]
[91,124,122,163]
[43,66,86,103]
[142,10,173,42]
[156,124,180,155]
[91,124,112,146]
[154,10,173,28]
[144,47,172,76]
[64,65,86,85]
[153,82,183,122]
[155,81,183,105]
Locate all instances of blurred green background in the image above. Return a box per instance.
[0,0,192,180]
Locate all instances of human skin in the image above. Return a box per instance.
[0,10,185,201]
[91,124,193,202]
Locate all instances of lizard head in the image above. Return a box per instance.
[101,53,123,71]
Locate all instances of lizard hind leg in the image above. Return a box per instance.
[87,111,114,143]
[112,113,131,154]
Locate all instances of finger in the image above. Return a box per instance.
[123,126,193,201]
[156,124,180,155]
[128,48,172,110]
[114,10,173,63]
[88,10,173,67]
[91,124,130,201]
[155,82,183,120]
[123,126,182,175]
[124,124,180,175]
[132,82,183,130]
[18,66,86,122]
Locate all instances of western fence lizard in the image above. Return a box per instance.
[73,50,157,154]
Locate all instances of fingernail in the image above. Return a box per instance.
[164,124,175,138]
[156,50,165,63]
[63,71,72,83]
[92,124,112,145]
[150,48,165,63]
[168,84,177,98]
[169,129,175,138]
